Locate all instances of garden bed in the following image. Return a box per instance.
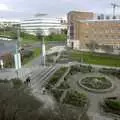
[102,97,120,116]
[99,68,120,79]
[50,89,64,102]
[81,77,112,90]
[68,65,93,76]
[45,67,68,90]
[62,90,87,108]
[57,81,70,89]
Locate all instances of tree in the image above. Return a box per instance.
[49,28,58,35]
[61,29,67,35]
[100,45,113,53]
[86,40,99,52]
[36,29,44,41]
[0,52,14,68]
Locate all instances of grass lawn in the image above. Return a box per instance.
[23,48,41,66]
[70,51,120,67]
[0,30,66,45]
[33,48,41,57]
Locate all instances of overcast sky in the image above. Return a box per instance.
[0,0,120,19]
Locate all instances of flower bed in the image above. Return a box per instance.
[50,89,64,102]
[57,81,70,89]
[99,68,120,79]
[102,97,120,116]
[69,65,93,76]
[45,67,68,90]
[63,90,87,107]
[81,77,112,90]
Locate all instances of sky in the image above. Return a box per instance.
[0,0,120,19]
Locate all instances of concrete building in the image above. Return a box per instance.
[67,11,120,53]
[0,18,20,28]
[21,17,67,35]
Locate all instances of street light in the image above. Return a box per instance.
[34,13,48,66]
[13,23,22,78]
[41,31,46,66]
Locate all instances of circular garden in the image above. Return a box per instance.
[79,75,114,93]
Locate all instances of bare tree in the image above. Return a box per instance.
[86,40,99,52]
[100,45,113,53]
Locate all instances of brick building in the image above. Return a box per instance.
[67,11,120,53]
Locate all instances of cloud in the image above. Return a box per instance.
[0,4,13,11]
[60,0,73,3]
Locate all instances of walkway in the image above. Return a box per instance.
[68,72,120,120]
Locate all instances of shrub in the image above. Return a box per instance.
[105,99,120,111]
[63,90,87,107]
[99,68,120,79]
[57,81,70,89]
[50,89,64,102]
[45,34,67,41]
[0,79,9,83]
[0,81,81,120]
[69,65,93,75]
[11,78,23,88]
[21,49,34,64]
[21,49,33,58]
[0,84,42,120]
[0,52,14,68]
[45,67,67,90]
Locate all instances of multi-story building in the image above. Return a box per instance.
[0,18,20,28]
[67,11,120,53]
[21,17,67,35]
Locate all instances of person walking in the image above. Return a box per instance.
[25,75,31,86]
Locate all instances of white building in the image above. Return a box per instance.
[21,17,67,35]
[0,18,20,28]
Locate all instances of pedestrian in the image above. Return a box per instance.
[25,75,31,86]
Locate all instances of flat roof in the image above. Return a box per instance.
[78,19,120,23]
[0,18,20,22]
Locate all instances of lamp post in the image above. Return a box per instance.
[42,33,46,67]
[13,23,22,78]
[34,13,47,66]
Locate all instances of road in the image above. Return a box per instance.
[0,40,16,55]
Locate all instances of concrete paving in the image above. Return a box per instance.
[68,72,120,120]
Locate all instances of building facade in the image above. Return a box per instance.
[0,18,20,28]
[21,17,67,36]
[67,11,120,53]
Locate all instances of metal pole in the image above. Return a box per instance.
[4,27,5,37]
[15,25,21,78]
[113,6,116,18]
[17,26,21,50]
[42,36,46,66]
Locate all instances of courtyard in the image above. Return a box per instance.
[45,54,120,120]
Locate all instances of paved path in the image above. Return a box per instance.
[29,64,61,109]
[0,66,44,80]
[68,72,120,120]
